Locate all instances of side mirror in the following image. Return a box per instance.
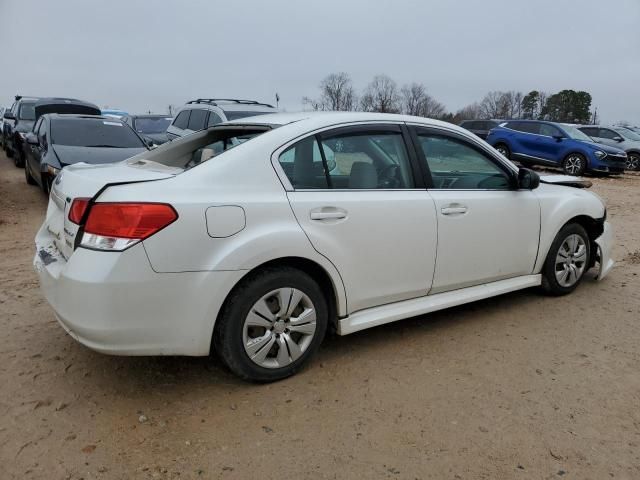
[613,136,624,142]
[25,133,39,145]
[3,111,15,120]
[518,167,540,190]
[552,134,565,142]
[145,137,155,148]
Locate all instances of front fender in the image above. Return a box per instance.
[533,184,606,273]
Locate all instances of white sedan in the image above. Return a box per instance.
[34,112,614,382]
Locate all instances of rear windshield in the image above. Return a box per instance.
[143,126,271,170]
[617,128,640,141]
[19,103,36,120]
[51,119,145,148]
[134,117,173,134]
[223,111,273,121]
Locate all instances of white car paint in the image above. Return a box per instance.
[34,112,614,358]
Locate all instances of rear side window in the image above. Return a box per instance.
[580,127,599,137]
[173,110,190,129]
[278,129,415,190]
[207,111,223,127]
[187,109,207,131]
[278,137,329,189]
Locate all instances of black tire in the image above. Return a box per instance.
[562,153,586,176]
[25,163,37,185]
[6,144,14,158]
[494,143,510,159]
[626,153,640,171]
[541,223,591,296]
[213,266,328,382]
[14,146,24,167]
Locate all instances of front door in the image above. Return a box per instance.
[412,127,540,294]
[281,124,438,314]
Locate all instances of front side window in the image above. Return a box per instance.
[580,127,599,138]
[278,128,415,190]
[187,109,207,131]
[539,124,561,137]
[598,128,619,140]
[172,110,190,129]
[418,133,511,190]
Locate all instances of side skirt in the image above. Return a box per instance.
[337,275,542,335]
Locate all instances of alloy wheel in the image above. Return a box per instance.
[555,234,587,287]
[243,288,317,369]
[626,154,639,171]
[496,145,508,157]
[564,155,583,175]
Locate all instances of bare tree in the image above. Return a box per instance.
[455,102,482,121]
[400,83,446,118]
[479,90,523,119]
[302,72,356,111]
[360,75,401,113]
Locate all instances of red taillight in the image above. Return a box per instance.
[84,203,178,239]
[68,198,90,224]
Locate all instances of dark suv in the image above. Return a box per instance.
[3,96,40,166]
[459,119,502,140]
[486,120,628,176]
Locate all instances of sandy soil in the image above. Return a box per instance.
[1,151,639,480]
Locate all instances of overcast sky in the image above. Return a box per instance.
[1,0,639,123]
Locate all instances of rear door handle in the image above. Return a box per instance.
[441,205,468,215]
[310,208,347,221]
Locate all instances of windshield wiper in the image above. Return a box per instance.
[85,144,120,148]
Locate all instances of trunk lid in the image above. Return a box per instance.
[42,160,179,260]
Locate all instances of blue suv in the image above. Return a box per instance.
[486,120,627,175]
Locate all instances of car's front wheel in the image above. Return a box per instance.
[25,163,37,186]
[562,153,586,176]
[213,267,328,382]
[626,153,640,171]
[541,223,591,295]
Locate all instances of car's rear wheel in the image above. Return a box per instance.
[14,146,25,167]
[541,223,590,295]
[495,143,510,159]
[25,163,37,186]
[213,267,328,382]
[6,144,13,158]
[562,153,586,176]
[626,153,640,171]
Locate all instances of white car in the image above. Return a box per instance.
[34,112,614,382]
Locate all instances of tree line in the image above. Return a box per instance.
[302,73,594,124]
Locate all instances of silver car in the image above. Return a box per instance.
[578,125,640,171]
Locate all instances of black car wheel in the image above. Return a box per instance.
[494,143,510,159]
[213,266,328,382]
[25,163,37,186]
[626,153,640,171]
[562,153,586,176]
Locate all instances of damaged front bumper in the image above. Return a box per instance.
[595,220,614,280]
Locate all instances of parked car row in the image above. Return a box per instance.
[460,118,639,174]
[1,95,277,195]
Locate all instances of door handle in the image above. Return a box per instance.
[310,208,347,221]
[441,205,468,216]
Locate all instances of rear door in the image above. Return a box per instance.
[412,126,540,293]
[281,124,438,314]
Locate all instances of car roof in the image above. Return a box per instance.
[45,114,123,122]
[128,114,172,118]
[225,111,474,137]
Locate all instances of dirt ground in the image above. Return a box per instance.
[1,151,639,480]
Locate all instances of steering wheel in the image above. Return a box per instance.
[378,164,401,188]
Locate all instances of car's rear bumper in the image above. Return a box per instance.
[34,236,246,356]
[595,220,614,280]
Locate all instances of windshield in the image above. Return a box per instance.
[616,128,640,141]
[134,116,172,134]
[562,125,593,142]
[223,111,273,121]
[138,126,271,169]
[19,103,36,120]
[51,119,145,148]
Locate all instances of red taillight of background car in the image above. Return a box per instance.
[84,203,178,239]
[68,197,91,224]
